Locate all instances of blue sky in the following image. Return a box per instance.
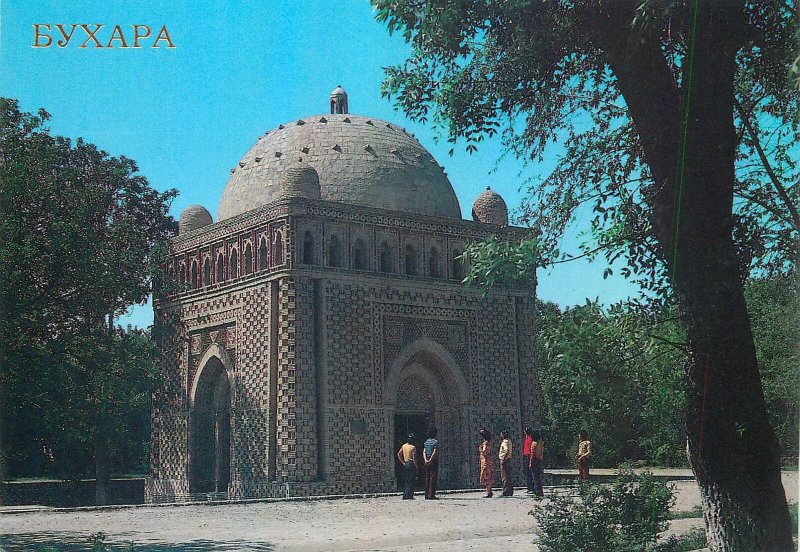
[1,0,638,327]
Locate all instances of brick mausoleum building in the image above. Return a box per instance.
[145,87,541,502]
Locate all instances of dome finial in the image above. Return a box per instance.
[330,85,348,114]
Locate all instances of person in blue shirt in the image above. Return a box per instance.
[423,427,440,499]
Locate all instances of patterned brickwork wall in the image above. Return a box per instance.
[148,282,277,501]
[515,296,541,429]
[275,277,298,482]
[146,309,189,502]
[292,276,320,482]
[149,198,538,502]
[228,284,271,498]
[317,277,528,490]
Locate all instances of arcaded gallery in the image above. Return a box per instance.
[146,87,541,502]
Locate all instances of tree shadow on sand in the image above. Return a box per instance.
[0,531,275,551]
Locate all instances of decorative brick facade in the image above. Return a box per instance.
[146,95,539,502]
[146,197,539,502]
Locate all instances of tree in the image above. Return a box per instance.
[535,299,688,468]
[0,99,176,503]
[745,275,800,460]
[374,1,797,548]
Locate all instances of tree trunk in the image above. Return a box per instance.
[0,407,5,506]
[590,1,794,549]
[94,432,110,506]
[673,6,792,546]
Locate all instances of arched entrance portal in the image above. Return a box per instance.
[190,354,231,495]
[393,373,436,489]
[386,339,469,490]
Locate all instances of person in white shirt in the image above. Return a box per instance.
[498,430,514,496]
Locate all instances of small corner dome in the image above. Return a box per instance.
[472,187,508,226]
[281,161,321,199]
[178,204,213,234]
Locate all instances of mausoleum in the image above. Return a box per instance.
[146,87,540,502]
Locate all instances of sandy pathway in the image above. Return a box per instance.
[1,473,795,551]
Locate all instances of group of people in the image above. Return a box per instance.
[396,426,593,500]
[396,428,441,499]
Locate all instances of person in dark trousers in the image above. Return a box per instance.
[522,426,534,493]
[397,433,418,499]
[530,429,544,497]
[423,427,440,499]
[498,429,514,496]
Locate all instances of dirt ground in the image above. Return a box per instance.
[1,473,795,551]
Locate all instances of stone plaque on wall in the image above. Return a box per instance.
[350,419,367,435]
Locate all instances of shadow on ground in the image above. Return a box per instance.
[0,532,274,551]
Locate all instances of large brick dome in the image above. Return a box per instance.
[218,114,462,220]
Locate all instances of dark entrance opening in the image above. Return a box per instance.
[190,358,231,495]
[393,412,431,491]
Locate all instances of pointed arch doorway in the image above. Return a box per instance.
[393,373,436,490]
[189,351,232,495]
[387,338,469,491]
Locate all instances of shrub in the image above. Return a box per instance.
[534,465,675,552]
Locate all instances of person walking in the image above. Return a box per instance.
[423,428,440,499]
[576,429,592,482]
[478,428,494,498]
[522,427,534,494]
[499,429,514,496]
[397,433,418,499]
[530,429,544,497]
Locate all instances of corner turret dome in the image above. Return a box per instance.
[472,187,508,226]
[281,161,321,199]
[178,204,213,234]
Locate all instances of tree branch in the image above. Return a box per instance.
[734,99,800,233]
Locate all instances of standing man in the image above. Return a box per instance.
[576,429,592,482]
[498,429,514,496]
[530,429,544,498]
[397,433,418,499]
[522,427,534,494]
[423,427,440,500]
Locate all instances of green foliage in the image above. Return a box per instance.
[374,0,798,290]
[90,532,109,552]
[0,98,175,481]
[535,466,675,552]
[745,275,800,457]
[461,236,537,289]
[669,505,703,520]
[535,299,687,467]
[659,528,708,552]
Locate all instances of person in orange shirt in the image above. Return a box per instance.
[396,433,418,499]
[522,427,534,493]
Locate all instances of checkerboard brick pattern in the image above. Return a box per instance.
[147,197,538,503]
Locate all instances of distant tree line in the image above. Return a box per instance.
[534,273,798,469]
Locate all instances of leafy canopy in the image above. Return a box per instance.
[375,0,798,296]
[0,98,176,479]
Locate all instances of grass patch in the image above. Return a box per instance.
[669,505,702,520]
[664,528,707,552]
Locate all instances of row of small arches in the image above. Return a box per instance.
[178,232,285,289]
[301,231,465,280]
